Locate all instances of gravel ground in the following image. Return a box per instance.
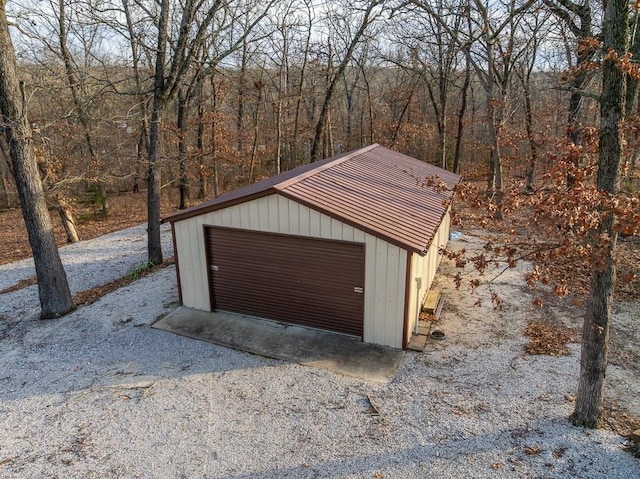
[0,226,638,478]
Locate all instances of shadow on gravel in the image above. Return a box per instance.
[0,268,275,403]
[211,420,630,479]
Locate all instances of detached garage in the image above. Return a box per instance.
[163,144,461,349]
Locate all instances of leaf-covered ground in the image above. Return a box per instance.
[0,191,179,266]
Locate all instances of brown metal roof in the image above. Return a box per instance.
[163,144,462,254]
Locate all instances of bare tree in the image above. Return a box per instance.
[0,0,74,317]
[570,0,627,429]
[310,0,385,161]
[515,9,552,190]
[543,0,597,146]
[410,0,536,209]
[400,0,465,168]
[452,54,470,174]
[137,0,275,263]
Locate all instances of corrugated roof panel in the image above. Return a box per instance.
[280,146,459,252]
[164,144,462,253]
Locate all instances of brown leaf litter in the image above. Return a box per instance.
[524,321,579,356]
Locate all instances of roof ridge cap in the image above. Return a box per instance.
[274,143,379,191]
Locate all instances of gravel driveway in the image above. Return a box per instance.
[0,225,638,478]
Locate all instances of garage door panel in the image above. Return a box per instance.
[205,227,364,337]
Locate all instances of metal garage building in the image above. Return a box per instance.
[163,144,461,349]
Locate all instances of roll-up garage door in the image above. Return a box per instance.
[205,227,365,338]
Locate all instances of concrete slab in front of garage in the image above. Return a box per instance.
[153,306,404,383]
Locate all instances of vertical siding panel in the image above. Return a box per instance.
[426,244,438,292]
[233,205,243,228]
[309,209,321,236]
[320,214,332,239]
[415,253,423,329]
[182,219,205,310]
[220,208,232,227]
[288,201,299,234]
[362,236,376,345]
[198,217,210,307]
[406,253,418,344]
[423,249,431,294]
[268,195,279,229]
[396,251,407,348]
[342,224,355,242]
[298,204,310,236]
[278,195,290,234]
[239,203,250,229]
[373,239,388,345]
[175,224,192,306]
[186,222,200,308]
[330,218,343,240]
[385,245,401,347]
[302,206,312,236]
[248,200,259,228]
[189,219,201,307]
[209,211,221,226]
[258,196,269,231]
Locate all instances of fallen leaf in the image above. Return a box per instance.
[523,445,542,455]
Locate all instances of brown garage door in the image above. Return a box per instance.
[205,227,365,338]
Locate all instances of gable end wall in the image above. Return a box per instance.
[172,193,407,349]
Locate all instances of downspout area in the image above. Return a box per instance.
[170,222,183,305]
[401,252,413,350]
[414,277,422,336]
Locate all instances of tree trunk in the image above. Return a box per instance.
[147,94,164,265]
[486,83,498,192]
[56,196,79,243]
[453,58,470,175]
[248,82,263,184]
[210,76,220,197]
[523,76,537,191]
[177,89,189,209]
[426,77,447,169]
[570,0,627,428]
[196,85,207,200]
[545,0,595,187]
[133,128,145,193]
[146,0,169,265]
[364,71,374,145]
[0,145,12,209]
[237,39,248,153]
[292,25,311,166]
[391,80,418,147]
[0,2,74,317]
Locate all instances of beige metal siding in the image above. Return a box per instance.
[173,193,407,349]
[405,207,453,345]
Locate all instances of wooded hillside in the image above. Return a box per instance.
[2,0,633,213]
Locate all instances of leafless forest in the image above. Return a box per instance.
[1,0,625,215]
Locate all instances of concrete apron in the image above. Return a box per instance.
[153,307,405,383]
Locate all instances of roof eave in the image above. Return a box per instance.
[161,188,276,224]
